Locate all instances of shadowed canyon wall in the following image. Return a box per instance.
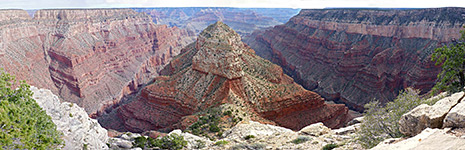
[245,8,465,111]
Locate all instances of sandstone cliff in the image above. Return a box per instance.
[133,8,299,36]
[101,22,350,133]
[245,8,465,111]
[0,9,194,113]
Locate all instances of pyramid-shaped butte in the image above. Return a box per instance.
[192,22,245,79]
[105,22,351,132]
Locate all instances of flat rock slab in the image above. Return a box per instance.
[399,92,464,136]
[372,128,465,150]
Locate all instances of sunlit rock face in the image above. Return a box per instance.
[0,9,194,113]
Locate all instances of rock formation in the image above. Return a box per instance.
[244,7,465,111]
[375,91,465,149]
[101,22,350,133]
[133,8,300,36]
[31,86,109,150]
[373,128,465,150]
[0,9,194,113]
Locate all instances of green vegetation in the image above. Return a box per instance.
[0,69,63,149]
[231,143,266,150]
[291,136,311,144]
[355,88,440,148]
[244,135,256,140]
[186,107,242,139]
[214,140,229,146]
[431,28,465,94]
[322,143,339,150]
[132,133,187,150]
[193,139,206,149]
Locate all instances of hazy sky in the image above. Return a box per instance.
[1,0,464,9]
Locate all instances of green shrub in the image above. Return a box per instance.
[156,133,187,150]
[0,70,63,149]
[133,136,147,148]
[209,124,220,132]
[132,134,187,150]
[291,136,311,144]
[322,143,339,150]
[214,140,229,146]
[356,88,440,148]
[193,139,206,149]
[244,135,256,140]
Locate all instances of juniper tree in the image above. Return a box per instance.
[432,28,465,94]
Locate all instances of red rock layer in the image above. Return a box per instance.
[245,8,465,111]
[104,22,350,132]
[0,9,194,113]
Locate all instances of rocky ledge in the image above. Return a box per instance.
[373,91,465,149]
[31,86,109,150]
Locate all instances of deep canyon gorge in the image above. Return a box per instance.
[1,6,465,150]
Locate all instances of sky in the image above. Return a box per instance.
[0,0,464,9]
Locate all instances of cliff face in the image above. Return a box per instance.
[244,8,465,111]
[133,8,300,36]
[102,22,350,132]
[0,9,194,113]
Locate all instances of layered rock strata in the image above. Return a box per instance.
[103,22,350,132]
[0,9,194,113]
[245,7,465,111]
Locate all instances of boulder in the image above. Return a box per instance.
[444,98,465,128]
[399,92,464,136]
[346,116,364,126]
[299,122,332,136]
[332,124,360,135]
[372,128,465,150]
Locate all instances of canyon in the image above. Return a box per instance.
[98,22,350,133]
[0,9,194,113]
[133,7,299,36]
[245,7,465,111]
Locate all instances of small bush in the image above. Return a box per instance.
[209,124,220,132]
[244,135,256,140]
[291,136,311,144]
[193,140,206,149]
[223,110,232,116]
[322,143,339,150]
[214,140,229,146]
[133,136,147,148]
[156,133,187,150]
[0,70,63,149]
[132,134,187,150]
[356,88,440,148]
